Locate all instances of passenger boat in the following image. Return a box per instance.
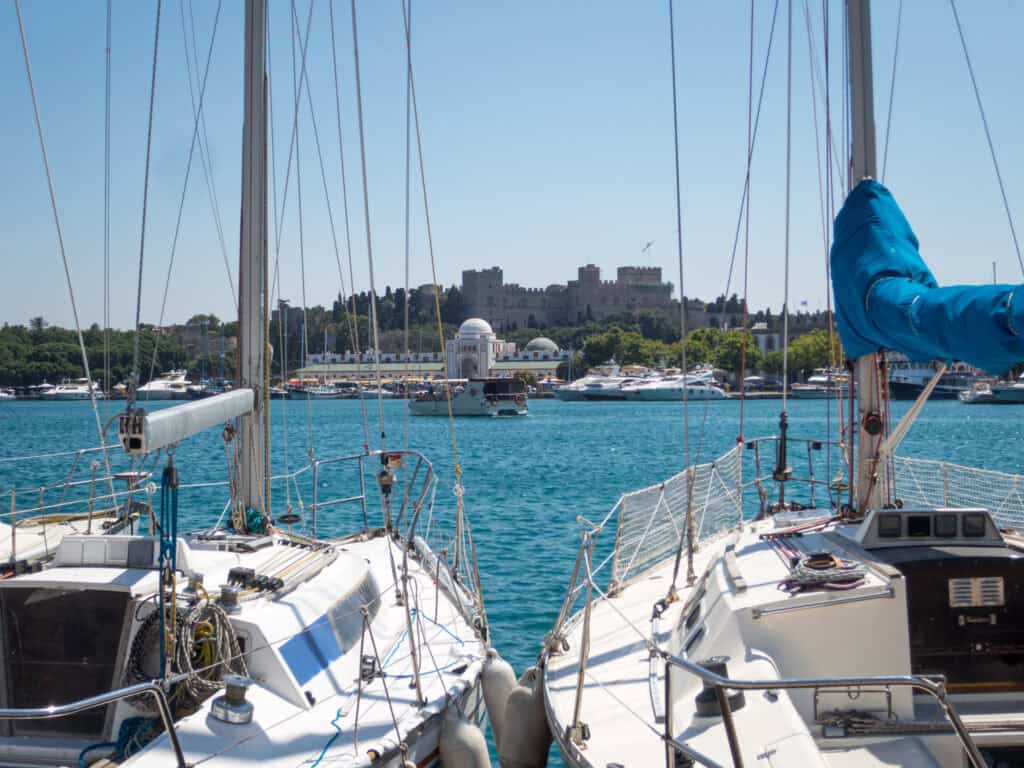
[495,3,1024,766]
[889,356,978,400]
[410,377,528,416]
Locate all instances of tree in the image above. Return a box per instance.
[556,353,587,381]
[440,286,465,324]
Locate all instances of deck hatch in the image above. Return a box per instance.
[948,576,1005,608]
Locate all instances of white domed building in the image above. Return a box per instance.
[446,318,514,378]
[445,319,571,380]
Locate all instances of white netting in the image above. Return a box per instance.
[892,456,1024,528]
[610,446,742,587]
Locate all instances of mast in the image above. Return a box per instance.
[847,0,882,513]
[238,0,269,517]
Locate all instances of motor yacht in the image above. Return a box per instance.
[136,371,192,401]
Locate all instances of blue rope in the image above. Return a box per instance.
[380,608,465,669]
[308,707,344,768]
[78,741,116,768]
[307,610,467,765]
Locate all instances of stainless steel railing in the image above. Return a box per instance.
[661,652,986,768]
[0,682,187,768]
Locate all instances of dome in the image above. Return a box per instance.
[457,317,494,339]
[525,336,558,353]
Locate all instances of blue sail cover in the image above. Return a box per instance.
[831,179,1024,374]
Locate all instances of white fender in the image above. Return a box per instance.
[481,648,516,750]
[439,706,490,768]
[498,666,551,768]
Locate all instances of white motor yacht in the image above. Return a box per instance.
[960,372,1024,404]
[137,370,192,401]
[623,374,726,401]
[42,377,105,401]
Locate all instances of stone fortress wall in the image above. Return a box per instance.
[462,264,690,332]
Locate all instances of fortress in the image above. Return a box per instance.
[461,264,686,331]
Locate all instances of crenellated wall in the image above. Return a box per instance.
[461,264,679,329]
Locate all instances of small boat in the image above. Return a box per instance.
[186,379,234,399]
[960,373,1024,404]
[41,377,105,401]
[287,383,342,399]
[362,386,401,399]
[790,367,850,399]
[410,377,528,416]
[0,388,15,401]
[137,370,192,401]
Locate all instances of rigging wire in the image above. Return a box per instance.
[949,0,1024,280]
[399,0,465,481]
[144,0,224,393]
[185,0,236,307]
[13,0,115,499]
[737,0,755,444]
[666,0,689,469]
[782,0,792,411]
[291,5,357,412]
[328,0,370,453]
[103,0,112,408]
[880,0,902,184]
[349,0,388,451]
[823,0,840,504]
[127,0,163,412]
[403,0,413,464]
[266,4,295,517]
[289,0,316,455]
[692,0,780,465]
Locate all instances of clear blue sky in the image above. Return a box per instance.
[2,1,1022,330]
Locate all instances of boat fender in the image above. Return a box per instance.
[439,706,489,768]
[481,648,516,750]
[498,666,551,768]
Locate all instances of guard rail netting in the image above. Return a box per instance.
[610,445,742,588]
[892,455,1024,527]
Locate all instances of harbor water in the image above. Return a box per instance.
[1,396,1021,763]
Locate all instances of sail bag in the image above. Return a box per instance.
[831,179,1024,373]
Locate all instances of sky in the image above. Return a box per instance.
[1,1,1023,330]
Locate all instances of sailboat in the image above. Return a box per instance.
[0,3,499,766]
[496,2,1024,766]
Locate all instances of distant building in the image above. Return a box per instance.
[460,265,695,331]
[445,318,570,379]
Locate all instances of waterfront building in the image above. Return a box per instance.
[294,320,569,382]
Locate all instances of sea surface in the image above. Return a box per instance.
[1,396,1022,763]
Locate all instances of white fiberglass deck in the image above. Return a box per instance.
[544,515,979,767]
[133,534,485,768]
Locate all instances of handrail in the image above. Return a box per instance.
[661,651,986,768]
[0,681,187,768]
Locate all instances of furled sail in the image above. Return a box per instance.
[831,179,1024,373]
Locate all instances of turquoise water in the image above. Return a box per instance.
[1,397,1023,762]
